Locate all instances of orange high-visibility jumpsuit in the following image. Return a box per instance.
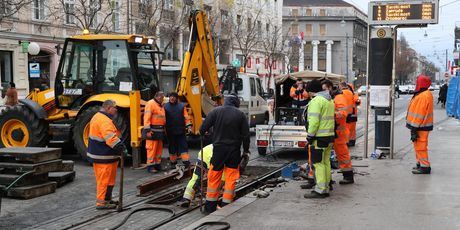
[144,99,166,166]
[348,84,360,145]
[290,85,309,107]
[341,88,354,142]
[334,93,353,171]
[87,111,122,207]
[406,89,433,169]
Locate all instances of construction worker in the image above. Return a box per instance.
[87,100,127,209]
[304,79,335,199]
[290,78,309,108]
[347,84,360,146]
[143,91,166,173]
[164,92,192,168]
[339,82,356,145]
[178,144,249,208]
[5,82,18,106]
[200,93,250,213]
[323,80,354,184]
[406,75,433,174]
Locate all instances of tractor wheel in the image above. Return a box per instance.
[73,106,130,160]
[0,105,48,148]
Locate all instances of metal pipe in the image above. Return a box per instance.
[364,24,370,159]
[117,154,124,212]
[199,136,204,213]
[390,26,398,159]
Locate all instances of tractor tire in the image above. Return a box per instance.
[0,105,48,148]
[73,106,130,160]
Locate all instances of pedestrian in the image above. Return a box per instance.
[304,79,335,199]
[290,78,309,108]
[87,100,127,209]
[323,80,354,184]
[164,92,192,168]
[5,82,18,106]
[200,93,250,213]
[143,91,166,173]
[438,83,448,108]
[407,75,433,174]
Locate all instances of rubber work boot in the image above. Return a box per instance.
[178,198,191,208]
[108,200,119,205]
[339,171,354,185]
[329,180,334,191]
[300,178,315,189]
[304,191,329,199]
[412,167,431,174]
[147,165,158,173]
[96,202,117,210]
[412,163,420,170]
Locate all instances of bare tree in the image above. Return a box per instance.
[135,0,164,36]
[261,18,284,89]
[396,35,416,84]
[231,5,263,72]
[50,0,117,33]
[0,0,32,24]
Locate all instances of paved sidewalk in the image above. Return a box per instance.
[185,105,460,230]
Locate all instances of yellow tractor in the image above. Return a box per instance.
[0,11,223,167]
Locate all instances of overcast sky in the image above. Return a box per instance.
[344,0,460,71]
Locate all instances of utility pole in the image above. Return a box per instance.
[346,32,349,81]
[445,49,448,71]
[127,0,130,34]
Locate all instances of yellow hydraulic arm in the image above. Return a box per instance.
[176,10,223,135]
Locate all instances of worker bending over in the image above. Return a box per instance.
[143,91,166,173]
[200,94,250,213]
[87,100,127,209]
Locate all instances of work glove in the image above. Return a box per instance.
[410,129,418,142]
[186,125,192,134]
[113,142,127,155]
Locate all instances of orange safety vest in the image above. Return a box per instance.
[334,93,350,143]
[341,89,354,115]
[87,111,122,163]
[144,99,166,128]
[406,90,433,131]
[290,86,309,102]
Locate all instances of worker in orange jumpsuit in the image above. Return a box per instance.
[164,92,192,168]
[290,78,309,108]
[347,84,360,146]
[406,75,433,174]
[323,80,354,184]
[340,82,355,145]
[143,91,166,173]
[87,100,127,210]
[200,94,250,213]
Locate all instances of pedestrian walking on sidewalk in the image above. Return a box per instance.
[200,93,250,213]
[164,92,192,168]
[143,91,166,173]
[304,79,335,199]
[406,75,433,174]
[438,83,447,108]
[87,100,127,209]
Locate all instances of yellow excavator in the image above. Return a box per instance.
[0,10,222,167]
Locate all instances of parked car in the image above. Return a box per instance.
[407,85,415,94]
[399,85,410,94]
[357,85,367,96]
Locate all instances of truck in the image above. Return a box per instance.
[255,70,345,155]
[0,10,223,167]
[219,66,269,127]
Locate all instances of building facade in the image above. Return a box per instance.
[282,0,367,83]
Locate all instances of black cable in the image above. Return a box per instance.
[192,221,231,230]
[108,206,175,230]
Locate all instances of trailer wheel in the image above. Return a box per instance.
[73,106,130,160]
[0,105,48,148]
[257,147,267,156]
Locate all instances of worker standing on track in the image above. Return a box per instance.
[164,92,192,169]
[304,79,335,199]
[322,80,354,184]
[143,91,166,173]
[347,84,359,147]
[406,75,433,174]
[87,100,127,210]
[339,82,355,146]
[200,94,250,213]
[290,78,309,108]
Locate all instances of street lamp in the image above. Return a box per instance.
[340,18,349,82]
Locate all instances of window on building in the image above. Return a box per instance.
[305,8,312,16]
[257,21,261,38]
[236,15,241,26]
[247,57,252,69]
[221,10,228,24]
[291,24,298,36]
[319,24,326,36]
[0,2,10,15]
[266,23,269,33]
[165,0,174,10]
[89,0,99,28]
[112,0,120,31]
[65,0,75,24]
[0,51,13,93]
[305,24,312,36]
[247,17,252,31]
[291,8,298,17]
[34,0,46,20]
[319,9,326,16]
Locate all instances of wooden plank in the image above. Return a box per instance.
[7,181,57,199]
[58,160,74,172]
[0,173,48,186]
[48,171,76,187]
[0,159,63,174]
[0,147,61,163]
